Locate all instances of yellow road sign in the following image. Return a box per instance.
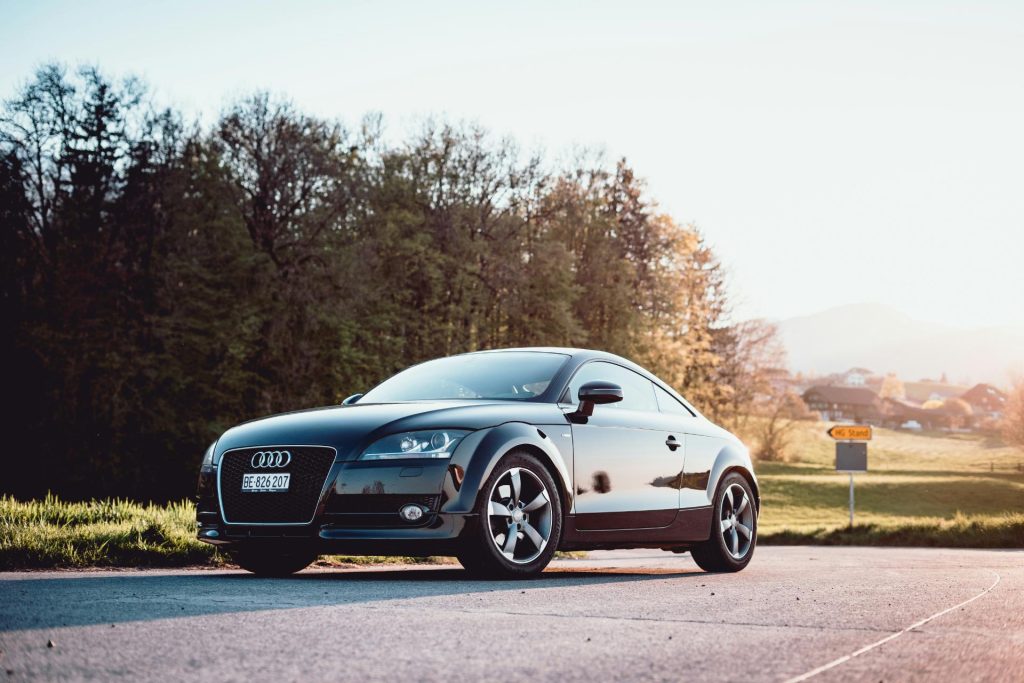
[827,425,872,441]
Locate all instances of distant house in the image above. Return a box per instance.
[802,385,883,424]
[960,383,1007,420]
[883,396,980,431]
[903,380,969,404]
[841,367,873,387]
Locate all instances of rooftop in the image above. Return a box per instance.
[803,385,880,406]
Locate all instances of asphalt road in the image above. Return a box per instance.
[1,547,1022,682]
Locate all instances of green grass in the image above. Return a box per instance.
[746,421,1024,547]
[0,494,219,570]
[0,495,460,570]
[0,494,581,570]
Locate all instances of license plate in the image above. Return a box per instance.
[241,472,291,492]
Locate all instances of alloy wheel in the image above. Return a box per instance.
[486,467,553,564]
[719,483,755,559]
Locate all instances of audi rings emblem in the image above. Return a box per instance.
[250,450,292,468]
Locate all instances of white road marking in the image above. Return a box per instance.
[783,571,1002,682]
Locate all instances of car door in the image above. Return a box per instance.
[564,361,685,530]
[652,383,711,509]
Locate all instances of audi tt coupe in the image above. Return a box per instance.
[195,348,759,577]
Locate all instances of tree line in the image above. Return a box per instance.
[1,65,782,501]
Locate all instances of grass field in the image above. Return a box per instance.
[0,495,458,570]
[0,496,216,570]
[3,425,1022,568]
[0,495,578,570]
[748,421,1024,546]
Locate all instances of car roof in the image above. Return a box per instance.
[464,346,635,366]
[466,346,615,358]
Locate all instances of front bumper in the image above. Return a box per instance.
[195,457,474,556]
[196,512,475,556]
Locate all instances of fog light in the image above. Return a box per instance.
[399,504,425,522]
[202,529,220,538]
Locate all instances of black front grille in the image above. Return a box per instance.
[219,446,336,524]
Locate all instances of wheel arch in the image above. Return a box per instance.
[442,422,573,516]
[720,465,760,513]
[507,441,572,517]
[706,443,760,513]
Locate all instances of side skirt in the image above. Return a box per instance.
[559,506,713,550]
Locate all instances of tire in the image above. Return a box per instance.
[230,546,318,577]
[691,472,757,573]
[457,450,563,579]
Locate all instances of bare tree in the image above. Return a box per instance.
[709,319,787,430]
[754,392,812,462]
[216,93,357,271]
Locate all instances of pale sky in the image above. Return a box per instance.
[2,0,1022,329]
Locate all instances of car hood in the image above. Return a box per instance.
[214,400,569,461]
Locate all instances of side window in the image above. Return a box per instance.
[565,361,659,412]
[655,385,694,416]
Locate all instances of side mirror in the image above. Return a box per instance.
[342,393,363,405]
[577,381,623,417]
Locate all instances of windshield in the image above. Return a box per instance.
[361,352,569,402]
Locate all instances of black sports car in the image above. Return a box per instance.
[195,348,759,577]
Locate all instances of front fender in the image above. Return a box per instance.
[440,422,572,514]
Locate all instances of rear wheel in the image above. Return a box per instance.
[457,450,562,578]
[230,546,318,577]
[691,472,757,573]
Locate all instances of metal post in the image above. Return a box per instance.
[849,472,854,528]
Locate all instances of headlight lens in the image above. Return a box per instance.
[360,430,470,460]
[201,442,217,466]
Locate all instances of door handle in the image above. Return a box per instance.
[665,435,680,451]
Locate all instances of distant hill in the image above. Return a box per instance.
[776,303,1024,386]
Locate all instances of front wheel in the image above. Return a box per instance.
[690,472,757,573]
[457,450,563,578]
[230,546,318,577]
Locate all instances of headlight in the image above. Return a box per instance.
[201,442,217,466]
[360,430,470,460]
